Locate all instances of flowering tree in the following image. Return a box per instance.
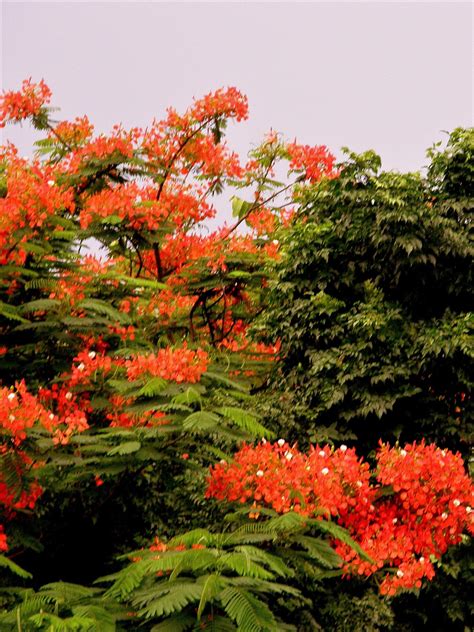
[0,79,339,629]
[207,440,473,596]
[0,79,471,631]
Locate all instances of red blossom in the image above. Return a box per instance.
[0,79,52,127]
[206,440,474,595]
[125,345,209,384]
[286,141,337,182]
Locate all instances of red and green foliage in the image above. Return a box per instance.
[0,79,471,631]
[207,440,473,596]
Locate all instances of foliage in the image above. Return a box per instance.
[102,512,351,631]
[254,128,473,628]
[258,130,473,454]
[0,78,471,630]
[207,439,473,595]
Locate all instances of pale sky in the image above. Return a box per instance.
[1,1,472,215]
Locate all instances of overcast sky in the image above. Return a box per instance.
[1,2,472,200]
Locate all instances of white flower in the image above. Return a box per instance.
[396,570,404,578]
[285,451,293,461]
[277,439,285,447]
[256,470,264,477]
[47,179,55,186]
[321,467,329,475]
[9,415,15,422]
[272,239,279,245]
[453,499,461,507]
[400,449,407,457]
[466,506,472,514]
[319,450,326,457]
[339,444,348,452]
[88,351,96,359]
[49,413,55,421]
[7,392,16,401]
[261,438,267,444]
[77,363,85,372]
[441,513,448,520]
[392,518,398,524]
[419,557,425,564]
[356,480,363,488]
[65,392,73,401]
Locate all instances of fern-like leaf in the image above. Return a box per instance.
[217,407,273,438]
[136,582,203,618]
[0,554,32,579]
[219,587,278,632]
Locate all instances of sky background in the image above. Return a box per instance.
[1,1,472,222]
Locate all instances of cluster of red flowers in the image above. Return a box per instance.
[245,207,277,235]
[206,440,473,595]
[0,78,51,127]
[125,345,209,383]
[49,116,94,146]
[0,526,8,552]
[67,349,113,387]
[105,395,168,428]
[286,141,338,182]
[0,452,42,513]
[67,126,138,172]
[0,154,75,264]
[48,256,115,304]
[188,87,249,123]
[0,381,57,444]
[0,381,89,551]
[183,135,243,178]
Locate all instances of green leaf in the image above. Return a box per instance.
[197,573,222,620]
[291,535,342,568]
[0,555,32,579]
[220,587,278,632]
[19,298,61,313]
[231,197,253,219]
[182,411,220,432]
[77,298,130,324]
[217,407,273,438]
[107,441,141,456]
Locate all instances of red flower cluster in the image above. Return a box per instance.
[48,256,114,304]
[80,182,215,232]
[105,395,168,428]
[183,135,243,178]
[125,345,209,383]
[36,384,89,445]
[0,457,42,513]
[0,380,88,549]
[0,381,55,444]
[286,141,337,182]
[50,116,94,146]
[0,156,75,264]
[0,526,8,552]
[189,87,249,123]
[67,127,137,172]
[68,349,114,387]
[206,441,474,595]
[0,78,51,127]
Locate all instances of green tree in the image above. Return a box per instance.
[255,128,473,630]
[259,129,473,455]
